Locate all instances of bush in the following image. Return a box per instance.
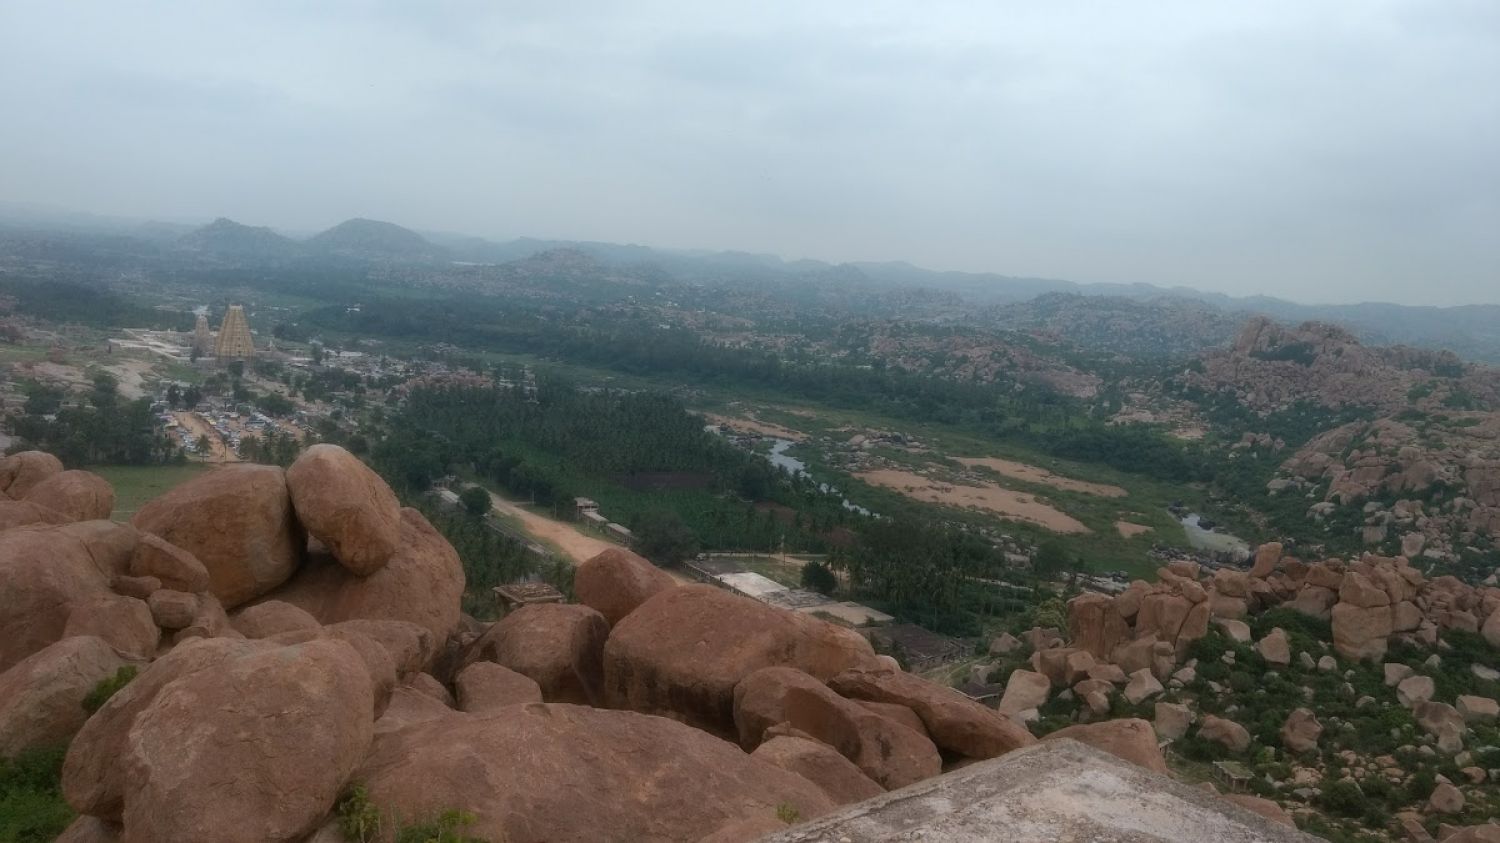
[81,665,138,714]
[458,487,492,518]
[0,745,73,843]
[1316,779,1368,818]
[800,561,837,596]
[393,809,486,843]
[336,784,382,843]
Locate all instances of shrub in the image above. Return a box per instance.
[1316,780,1368,818]
[81,665,138,715]
[775,804,801,824]
[393,809,486,843]
[800,561,837,596]
[0,745,73,843]
[336,784,382,843]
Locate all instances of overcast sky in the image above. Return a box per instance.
[2,1,1496,305]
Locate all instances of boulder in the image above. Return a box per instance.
[1222,795,1296,828]
[321,619,435,678]
[1414,701,1467,753]
[1255,628,1291,666]
[130,464,303,609]
[854,700,928,737]
[997,669,1050,716]
[0,523,114,672]
[466,604,607,706]
[1443,825,1500,843]
[1045,719,1167,773]
[258,507,464,642]
[750,736,884,805]
[1250,542,1282,577]
[732,666,832,750]
[1154,702,1194,740]
[63,595,159,660]
[1483,606,1500,649]
[1456,695,1498,724]
[62,638,274,819]
[1429,781,1465,814]
[1066,593,1131,660]
[1288,585,1337,619]
[455,661,543,713]
[604,585,876,738]
[1199,715,1251,753]
[23,470,114,521]
[1033,647,1094,687]
[127,534,210,594]
[0,636,130,758]
[374,686,458,735]
[285,444,402,576]
[828,667,1036,760]
[229,600,321,639]
[354,704,835,843]
[988,632,1021,656]
[0,450,64,497]
[1397,675,1435,708]
[55,817,121,843]
[110,575,160,600]
[405,672,455,707]
[119,639,375,843]
[1339,571,1392,608]
[146,589,198,630]
[1123,668,1163,705]
[1135,593,1192,644]
[1385,662,1415,687]
[0,498,72,530]
[574,547,676,626]
[1331,602,1392,661]
[1392,600,1423,632]
[1280,708,1322,753]
[1086,662,1128,684]
[1214,618,1252,643]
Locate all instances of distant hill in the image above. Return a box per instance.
[308,218,445,261]
[176,218,302,259]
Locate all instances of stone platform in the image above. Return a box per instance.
[757,739,1315,842]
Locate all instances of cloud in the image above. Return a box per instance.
[0,0,1494,304]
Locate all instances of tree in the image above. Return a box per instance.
[1032,540,1072,579]
[228,360,245,380]
[801,561,837,596]
[459,486,491,518]
[631,510,699,568]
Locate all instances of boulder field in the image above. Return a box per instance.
[1,447,1064,842]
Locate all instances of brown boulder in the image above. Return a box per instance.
[119,639,375,843]
[455,661,543,713]
[63,595,159,660]
[854,700,928,737]
[55,817,121,843]
[374,686,458,735]
[62,638,274,819]
[0,523,114,672]
[127,534,210,594]
[1199,715,1251,753]
[355,703,834,843]
[466,604,607,705]
[130,464,303,609]
[1067,593,1131,660]
[0,498,71,530]
[1045,718,1167,773]
[1250,542,1282,577]
[0,450,63,498]
[732,666,832,750]
[1135,593,1192,644]
[255,507,463,642]
[23,470,114,522]
[1280,708,1322,753]
[574,546,676,626]
[829,667,1036,760]
[1256,628,1291,666]
[285,444,402,575]
[146,589,198,629]
[1338,572,1391,608]
[750,735,884,805]
[1289,584,1337,619]
[0,636,130,758]
[1222,795,1296,828]
[604,585,877,738]
[997,669,1051,716]
[323,619,435,678]
[1331,602,1393,661]
[229,600,321,639]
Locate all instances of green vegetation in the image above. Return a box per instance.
[92,463,209,515]
[457,486,491,518]
[82,665,138,714]
[9,373,180,467]
[0,746,72,843]
[335,784,488,843]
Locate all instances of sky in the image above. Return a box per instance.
[1,1,1496,305]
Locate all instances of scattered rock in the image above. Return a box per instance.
[1280,708,1322,753]
[1154,702,1194,740]
[997,669,1050,716]
[1385,662,1415,687]
[1123,668,1163,705]
[1199,715,1251,753]
[1397,675,1435,708]
[1456,695,1498,724]
[1429,781,1465,814]
[1256,628,1291,666]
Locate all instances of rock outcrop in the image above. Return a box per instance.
[574,546,676,626]
[285,444,402,576]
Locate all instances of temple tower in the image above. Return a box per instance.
[191,313,213,355]
[214,305,255,361]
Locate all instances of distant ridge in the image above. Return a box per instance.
[308,217,445,261]
[177,217,301,258]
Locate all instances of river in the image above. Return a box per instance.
[1178,512,1250,558]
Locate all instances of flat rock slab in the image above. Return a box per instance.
[756,739,1315,843]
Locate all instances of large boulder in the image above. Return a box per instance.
[1222,795,1296,828]
[63,595,159,660]
[466,604,608,705]
[1255,628,1291,666]
[1331,602,1393,661]
[0,522,115,672]
[1154,702,1194,740]
[1067,593,1131,660]
[1045,719,1167,773]
[828,667,1036,760]
[285,444,402,576]
[750,736,884,805]
[62,638,274,819]
[455,661,543,713]
[373,686,458,735]
[1280,708,1322,753]
[574,547,676,626]
[603,585,877,738]
[0,636,130,758]
[255,507,463,642]
[0,450,63,498]
[118,638,375,843]
[355,703,834,842]
[1199,715,1251,753]
[1338,572,1391,608]
[997,669,1051,716]
[0,498,72,530]
[127,534,210,594]
[229,600,321,639]
[321,619,435,678]
[130,464,303,609]
[23,470,114,521]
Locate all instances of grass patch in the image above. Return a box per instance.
[92,463,210,516]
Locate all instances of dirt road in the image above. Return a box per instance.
[483,490,615,564]
[173,412,237,462]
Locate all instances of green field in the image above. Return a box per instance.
[93,463,211,517]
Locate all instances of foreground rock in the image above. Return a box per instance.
[23,470,115,521]
[117,638,374,842]
[0,636,130,758]
[0,522,115,672]
[604,585,878,738]
[285,445,402,576]
[574,547,676,626]
[455,661,544,713]
[466,604,608,705]
[355,703,835,842]
[751,736,884,805]
[258,507,464,642]
[0,450,64,498]
[828,667,1036,760]
[130,464,303,608]
[1044,719,1167,773]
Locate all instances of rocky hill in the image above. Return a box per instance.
[308,218,447,262]
[175,217,303,260]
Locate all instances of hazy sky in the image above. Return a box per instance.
[2,2,1496,305]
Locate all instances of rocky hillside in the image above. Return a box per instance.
[308,218,447,262]
[984,544,1500,841]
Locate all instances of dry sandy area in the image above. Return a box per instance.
[857,468,1090,534]
[704,413,807,441]
[956,457,1126,498]
[103,358,154,400]
[1114,521,1152,538]
[173,412,238,462]
[484,490,615,564]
